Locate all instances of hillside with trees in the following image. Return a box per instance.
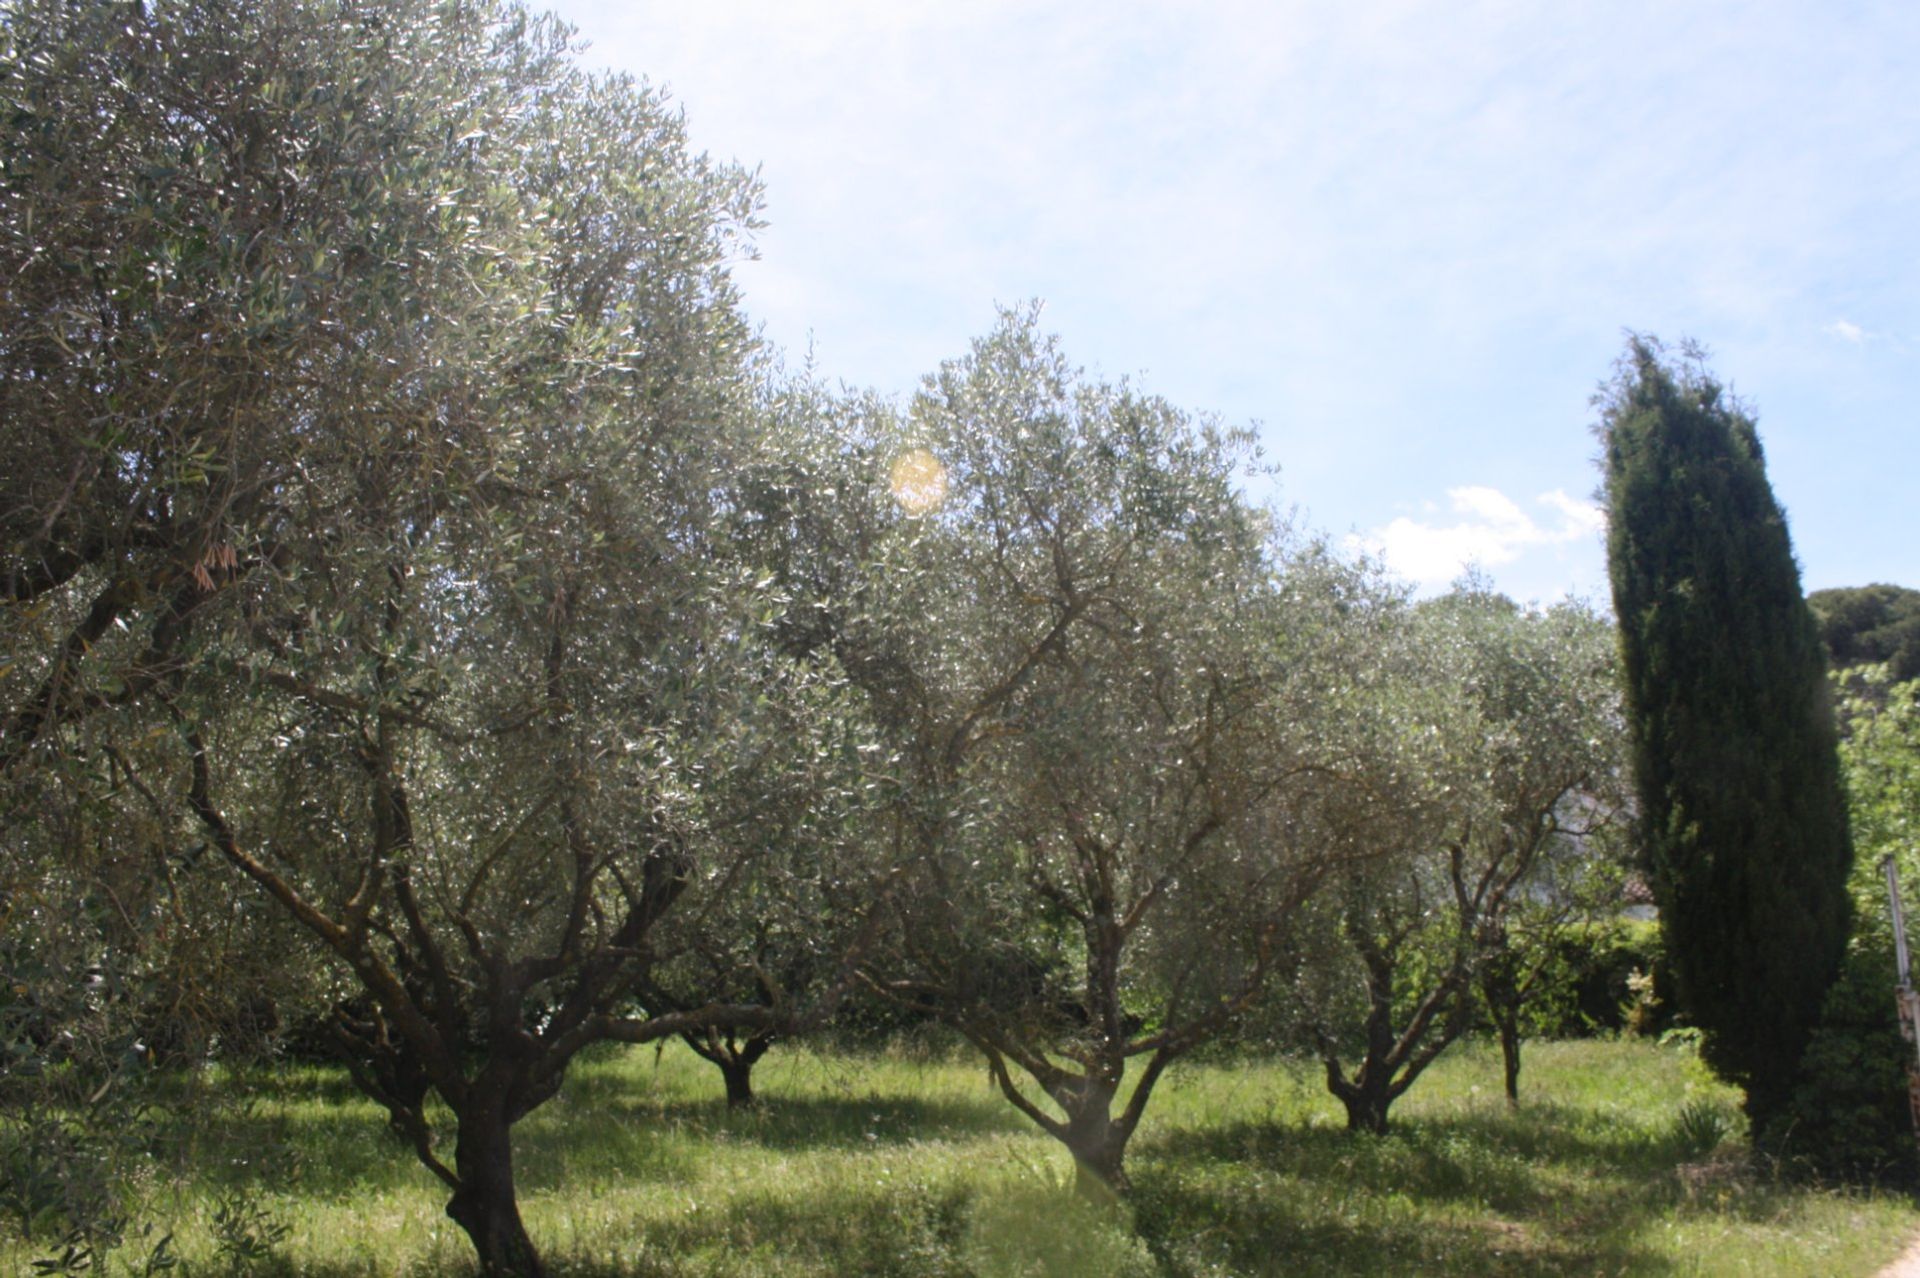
[1810,584,1920,682]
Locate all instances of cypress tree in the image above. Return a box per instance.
[1598,336,1853,1129]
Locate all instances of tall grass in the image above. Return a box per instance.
[4,1037,1913,1275]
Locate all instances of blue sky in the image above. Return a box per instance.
[553,0,1919,605]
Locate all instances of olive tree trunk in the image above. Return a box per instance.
[445,1102,544,1278]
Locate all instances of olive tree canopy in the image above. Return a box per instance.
[1305,588,1627,1132]
[769,310,1394,1193]
[1,4,873,1274]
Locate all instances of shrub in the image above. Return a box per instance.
[1759,928,1917,1185]
[1515,920,1675,1039]
[1766,676,1920,1184]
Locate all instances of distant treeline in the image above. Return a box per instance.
[1810,584,1920,681]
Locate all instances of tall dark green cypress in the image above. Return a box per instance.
[1599,336,1853,1128]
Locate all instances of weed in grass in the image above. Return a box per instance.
[1670,1099,1739,1161]
[209,1189,293,1272]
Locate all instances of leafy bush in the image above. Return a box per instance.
[1507,919,1675,1039]
[1759,930,1918,1185]
[1763,675,1920,1185]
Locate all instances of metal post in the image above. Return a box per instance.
[1882,856,1920,1153]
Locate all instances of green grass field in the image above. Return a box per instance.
[6,1036,1916,1276]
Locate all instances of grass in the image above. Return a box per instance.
[3,1036,1916,1276]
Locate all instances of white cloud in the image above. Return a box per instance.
[1352,487,1605,594]
[1825,319,1866,343]
[1538,489,1607,537]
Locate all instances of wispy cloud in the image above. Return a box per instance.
[1825,319,1867,343]
[1352,487,1605,594]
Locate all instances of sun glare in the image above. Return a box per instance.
[888,448,948,515]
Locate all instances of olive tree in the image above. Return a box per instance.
[928,550,1383,1192]
[1307,589,1626,1132]
[768,310,1391,1192]
[0,4,865,1273]
[633,648,896,1108]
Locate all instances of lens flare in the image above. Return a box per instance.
[888,448,947,515]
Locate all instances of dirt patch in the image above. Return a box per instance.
[1877,1232,1920,1278]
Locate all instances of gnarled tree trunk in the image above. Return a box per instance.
[1335,1073,1394,1135]
[446,1102,544,1278]
[719,1055,756,1108]
[1061,1078,1132,1197]
[1318,927,1474,1137]
[684,1029,775,1109]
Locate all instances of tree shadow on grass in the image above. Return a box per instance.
[544,1179,976,1278]
[1157,1101,1685,1187]
[1131,1170,1671,1278]
[1130,1108,1718,1277]
[557,1091,1026,1155]
[200,1065,369,1107]
[161,1099,432,1197]
[162,1071,1026,1209]
[520,1147,1668,1278]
